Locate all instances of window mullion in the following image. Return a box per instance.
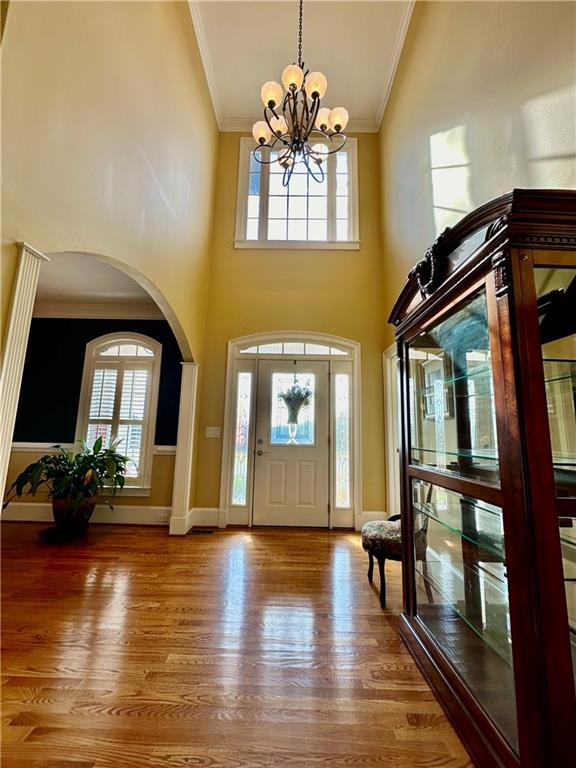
[258,146,270,241]
[327,152,337,241]
[111,363,125,445]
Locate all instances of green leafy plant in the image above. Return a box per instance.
[3,437,129,511]
[278,383,312,424]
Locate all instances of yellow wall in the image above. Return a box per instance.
[1,1,218,363]
[194,132,388,513]
[379,0,576,344]
[5,451,175,508]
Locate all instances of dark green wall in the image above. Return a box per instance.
[13,318,182,445]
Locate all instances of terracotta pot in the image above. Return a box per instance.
[46,496,98,540]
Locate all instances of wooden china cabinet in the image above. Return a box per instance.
[389,190,576,768]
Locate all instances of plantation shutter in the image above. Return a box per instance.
[84,341,157,485]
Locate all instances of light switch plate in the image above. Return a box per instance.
[205,426,221,439]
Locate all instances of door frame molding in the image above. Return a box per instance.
[383,343,401,518]
[219,331,362,529]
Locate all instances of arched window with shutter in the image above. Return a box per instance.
[76,333,162,489]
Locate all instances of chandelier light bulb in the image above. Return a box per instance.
[329,107,349,133]
[282,64,304,92]
[315,108,331,132]
[306,71,328,100]
[311,143,328,164]
[260,81,283,109]
[270,115,288,136]
[252,120,272,145]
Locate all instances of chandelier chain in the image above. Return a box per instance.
[298,0,303,68]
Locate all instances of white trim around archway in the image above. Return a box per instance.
[218,331,362,529]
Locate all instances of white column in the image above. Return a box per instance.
[0,243,49,499]
[169,361,199,534]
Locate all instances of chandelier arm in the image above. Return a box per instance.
[302,97,321,143]
[308,129,348,156]
[302,148,325,183]
[263,107,291,148]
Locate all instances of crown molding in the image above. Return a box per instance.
[374,0,415,130]
[33,302,164,320]
[220,116,378,134]
[188,0,222,127]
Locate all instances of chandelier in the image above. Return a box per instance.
[251,0,349,186]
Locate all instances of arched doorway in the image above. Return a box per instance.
[219,332,362,529]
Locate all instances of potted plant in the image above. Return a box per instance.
[3,437,128,541]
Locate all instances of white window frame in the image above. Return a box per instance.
[75,332,162,492]
[234,136,360,250]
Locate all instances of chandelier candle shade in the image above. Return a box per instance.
[252,0,349,186]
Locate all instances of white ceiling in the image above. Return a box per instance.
[189,0,414,132]
[34,253,162,318]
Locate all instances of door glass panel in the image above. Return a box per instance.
[408,292,499,484]
[413,478,517,750]
[334,373,351,508]
[271,372,315,445]
[231,372,252,506]
[534,265,576,680]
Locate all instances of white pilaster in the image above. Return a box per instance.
[169,362,199,534]
[0,243,48,499]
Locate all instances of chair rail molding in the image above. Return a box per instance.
[0,242,49,499]
[169,362,199,535]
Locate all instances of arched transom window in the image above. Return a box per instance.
[76,333,162,488]
[239,340,350,357]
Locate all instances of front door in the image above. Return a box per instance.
[253,360,329,526]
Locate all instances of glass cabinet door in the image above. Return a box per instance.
[533,265,576,685]
[408,292,499,484]
[407,290,518,750]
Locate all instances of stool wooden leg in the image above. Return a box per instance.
[367,552,374,583]
[377,555,387,608]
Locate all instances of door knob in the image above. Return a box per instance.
[256,449,268,456]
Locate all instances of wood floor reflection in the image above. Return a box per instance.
[1,524,473,767]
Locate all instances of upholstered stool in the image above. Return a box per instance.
[361,516,402,608]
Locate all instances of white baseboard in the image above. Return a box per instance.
[2,502,171,526]
[331,509,355,529]
[193,507,220,527]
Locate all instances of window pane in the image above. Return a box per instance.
[308,197,327,219]
[258,343,283,354]
[336,197,348,218]
[308,220,327,241]
[100,345,121,357]
[288,220,307,240]
[335,373,351,508]
[249,169,260,190]
[305,343,330,355]
[117,424,143,478]
[269,174,285,195]
[89,369,117,419]
[240,346,258,354]
[336,174,348,195]
[309,177,327,196]
[337,219,349,241]
[119,344,138,356]
[246,219,259,240]
[231,372,252,506]
[247,195,259,218]
[86,423,112,448]
[283,342,305,354]
[269,196,287,218]
[336,152,348,173]
[271,372,315,445]
[268,220,287,240]
[288,197,307,219]
[120,369,149,420]
[330,347,348,356]
[288,174,307,195]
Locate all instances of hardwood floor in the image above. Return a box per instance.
[1,523,473,767]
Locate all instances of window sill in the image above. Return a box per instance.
[106,487,151,498]
[234,239,360,251]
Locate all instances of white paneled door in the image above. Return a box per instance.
[253,360,329,527]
